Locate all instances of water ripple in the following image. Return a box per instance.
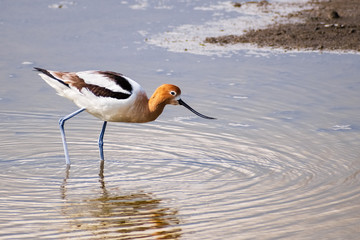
[1,110,360,239]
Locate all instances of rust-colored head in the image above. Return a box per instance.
[150,84,215,120]
[151,84,182,106]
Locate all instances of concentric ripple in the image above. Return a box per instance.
[1,109,360,239]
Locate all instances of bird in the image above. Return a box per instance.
[35,67,215,165]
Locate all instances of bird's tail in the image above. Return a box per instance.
[34,67,69,88]
[34,67,72,98]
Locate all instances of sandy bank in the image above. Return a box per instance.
[205,0,360,52]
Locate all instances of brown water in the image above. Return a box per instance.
[1,1,360,239]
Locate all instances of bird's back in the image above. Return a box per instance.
[36,68,149,122]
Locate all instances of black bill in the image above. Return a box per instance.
[178,99,216,120]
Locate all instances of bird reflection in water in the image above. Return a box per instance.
[61,161,182,239]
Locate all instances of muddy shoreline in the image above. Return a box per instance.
[205,0,360,52]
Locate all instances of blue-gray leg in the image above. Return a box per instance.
[98,121,107,160]
[59,108,86,165]
[98,121,107,161]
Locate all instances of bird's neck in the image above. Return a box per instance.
[147,92,167,122]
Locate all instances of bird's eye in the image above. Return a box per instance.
[170,91,176,96]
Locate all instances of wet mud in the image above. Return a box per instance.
[205,0,360,52]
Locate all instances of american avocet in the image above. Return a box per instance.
[35,67,215,165]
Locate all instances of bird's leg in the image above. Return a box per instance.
[98,121,107,161]
[59,108,86,165]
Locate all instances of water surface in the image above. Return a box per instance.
[1,1,360,239]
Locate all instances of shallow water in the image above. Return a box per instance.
[1,1,360,239]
